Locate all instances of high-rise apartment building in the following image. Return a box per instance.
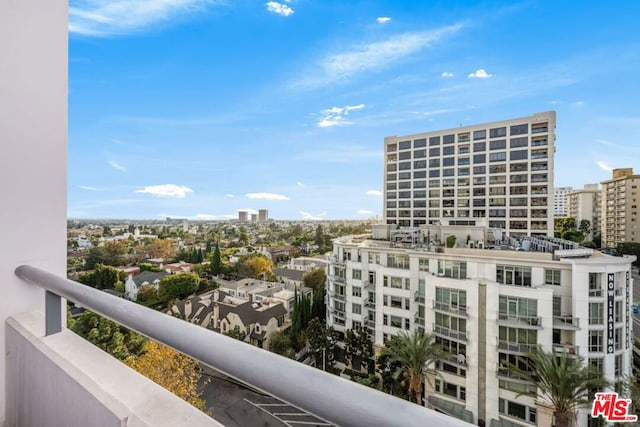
[238,210,248,222]
[384,111,556,237]
[553,186,573,217]
[600,168,640,248]
[327,228,634,426]
[567,184,600,241]
[259,209,269,223]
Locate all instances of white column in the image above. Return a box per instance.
[0,0,68,422]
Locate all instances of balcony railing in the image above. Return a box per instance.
[433,301,468,316]
[552,343,579,355]
[433,324,467,341]
[553,315,580,329]
[15,265,471,427]
[497,314,541,328]
[497,340,536,353]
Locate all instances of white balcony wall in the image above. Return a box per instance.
[0,0,68,422]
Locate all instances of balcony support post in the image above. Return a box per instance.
[45,291,62,336]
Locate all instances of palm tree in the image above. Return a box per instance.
[507,347,609,427]
[382,329,446,405]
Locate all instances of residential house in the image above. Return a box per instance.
[124,270,169,300]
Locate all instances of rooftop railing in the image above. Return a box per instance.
[16,265,471,427]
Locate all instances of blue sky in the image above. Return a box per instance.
[68,0,640,220]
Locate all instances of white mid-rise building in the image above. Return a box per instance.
[383,111,556,237]
[568,184,601,242]
[327,228,634,427]
[554,186,573,217]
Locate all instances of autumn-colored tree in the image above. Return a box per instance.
[125,341,206,411]
[236,254,273,280]
[137,284,158,302]
[146,238,176,260]
[70,311,146,360]
[158,272,199,302]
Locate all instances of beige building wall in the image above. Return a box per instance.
[568,184,601,241]
[383,111,556,237]
[600,168,640,248]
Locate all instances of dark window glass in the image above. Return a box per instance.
[413,171,426,179]
[414,160,427,169]
[429,147,440,157]
[473,165,486,174]
[443,168,455,177]
[443,157,455,167]
[398,181,411,189]
[386,182,396,190]
[490,127,507,138]
[414,149,426,158]
[429,159,440,167]
[387,173,396,181]
[429,170,440,178]
[510,124,528,135]
[510,150,528,161]
[429,136,441,146]
[398,200,411,207]
[399,161,411,170]
[386,201,396,208]
[399,141,411,150]
[473,130,486,140]
[399,191,411,198]
[473,154,486,164]
[414,190,426,198]
[414,138,427,148]
[489,152,507,162]
[510,137,528,148]
[387,163,397,171]
[443,146,455,155]
[443,134,455,144]
[399,172,411,180]
[458,157,470,165]
[399,151,411,160]
[490,140,506,150]
[414,180,426,188]
[414,200,427,207]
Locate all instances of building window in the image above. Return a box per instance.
[544,269,561,286]
[352,269,362,280]
[437,260,467,279]
[352,303,362,315]
[496,265,532,287]
[499,399,536,424]
[589,330,603,352]
[388,254,410,269]
[499,296,538,320]
[589,273,602,296]
[383,276,403,289]
[368,253,380,264]
[390,315,403,328]
[589,302,603,325]
[615,300,623,323]
[352,286,362,297]
[419,258,430,272]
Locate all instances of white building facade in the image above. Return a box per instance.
[554,186,574,217]
[327,234,634,427]
[383,111,556,237]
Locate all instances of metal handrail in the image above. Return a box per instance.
[15,265,471,427]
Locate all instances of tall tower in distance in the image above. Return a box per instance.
[238,210,248,222]
[258,209,269,223]
[383,111,556,237]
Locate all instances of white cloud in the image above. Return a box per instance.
[265,1,294,16]
[572,101,585,107]
[245,192,290,200]
[441,71,454,78]
[317,104,365,128]
[376,17,391,24]
[135,184,194,198]
[365,190,383,196]
[300,211,327,220]
[225,193,236,198]
[467,69,492,79]
[78,185,104,191]
[69,0,216,37]
[296,182,306,187]
[597,161,613,172]
[295,23,464,88]
[357,209,373,215]
[161,212,236,220]
[108,160,126,172]
[238,208,259,215]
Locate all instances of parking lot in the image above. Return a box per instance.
[201,367,333,427]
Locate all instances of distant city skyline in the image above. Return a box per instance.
[68,1,640,220]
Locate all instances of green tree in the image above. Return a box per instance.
[382,330,446,405]
[77,264,126,290]
[306,318,338,371]
[210,241,221,276]
[578,219,591,236]
[137,284,158,302]
[70,311,146,360]
[268,331,295,358]
[158,273,200,302]
[376,352,408,399]
[225,326,247,342]
[445,235,456,248]
[617,242,640,266]
[303,268,326,291]
[315,225,324,247]
[507,347,609,427]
